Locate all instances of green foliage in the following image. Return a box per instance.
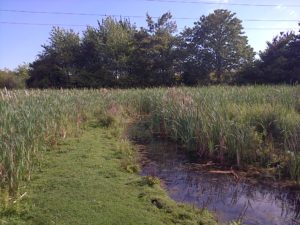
[181,9,255,84]
[96,113,117,128]
[288,154,300,181]
[78,17,135,87]
[0,70,20,89]
[25,10,299,87]
[0,67,27,89]
[142,176,161,186]
[27,27,81,88]
[239,25,300,84]
[129,12,178,87]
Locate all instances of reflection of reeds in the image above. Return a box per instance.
[141,136,300,223]
[183,167,299,223]
[196,172,300,222]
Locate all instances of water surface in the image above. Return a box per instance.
[138,139,300,225]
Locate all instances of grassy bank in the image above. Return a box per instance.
[0,123,216,225]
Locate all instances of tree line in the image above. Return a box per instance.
[1,9,299,89]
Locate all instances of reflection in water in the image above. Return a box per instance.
[138,140,300,225]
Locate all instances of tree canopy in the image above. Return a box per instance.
[24,10,299,89]
[239,25,300,84]
[27,27,81,88]
[181,9,255,84]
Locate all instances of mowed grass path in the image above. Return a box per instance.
[3,124,216,225]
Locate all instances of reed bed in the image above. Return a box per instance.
[0,89,111,195]
[0,86,299,197]
[144,86,300,181]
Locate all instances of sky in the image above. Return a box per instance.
[0,0,299,70]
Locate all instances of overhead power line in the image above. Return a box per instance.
[0,21,299,31]
[144,0,300,7]
[0,9,299,22]
[0,9,144,18]
[0,21,87,27]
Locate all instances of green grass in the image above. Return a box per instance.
[1,86,299,197]
[1,86,298,224]
[0,123,217,225]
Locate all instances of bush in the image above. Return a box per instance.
[0,69,25,89]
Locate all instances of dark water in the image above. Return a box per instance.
[138,139,300,225]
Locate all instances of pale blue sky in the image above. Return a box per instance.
[0,0,299,69]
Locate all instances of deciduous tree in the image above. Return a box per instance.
[240,25,300,84]
[129,12,178,87]
[182,9,255,84]
[27,27,80,88]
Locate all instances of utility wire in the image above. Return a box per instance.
[0,21,298,31]
[0,9,299,22]
[0,21,87,27]
[0,9,144,18]
[144,0,300,7]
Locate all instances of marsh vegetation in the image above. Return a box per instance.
[1,86,299,194]
[0,86,299,224]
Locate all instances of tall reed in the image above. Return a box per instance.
[140,86,300,179]
[1,85,299,197]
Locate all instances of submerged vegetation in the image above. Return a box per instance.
[0,86,299,200]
